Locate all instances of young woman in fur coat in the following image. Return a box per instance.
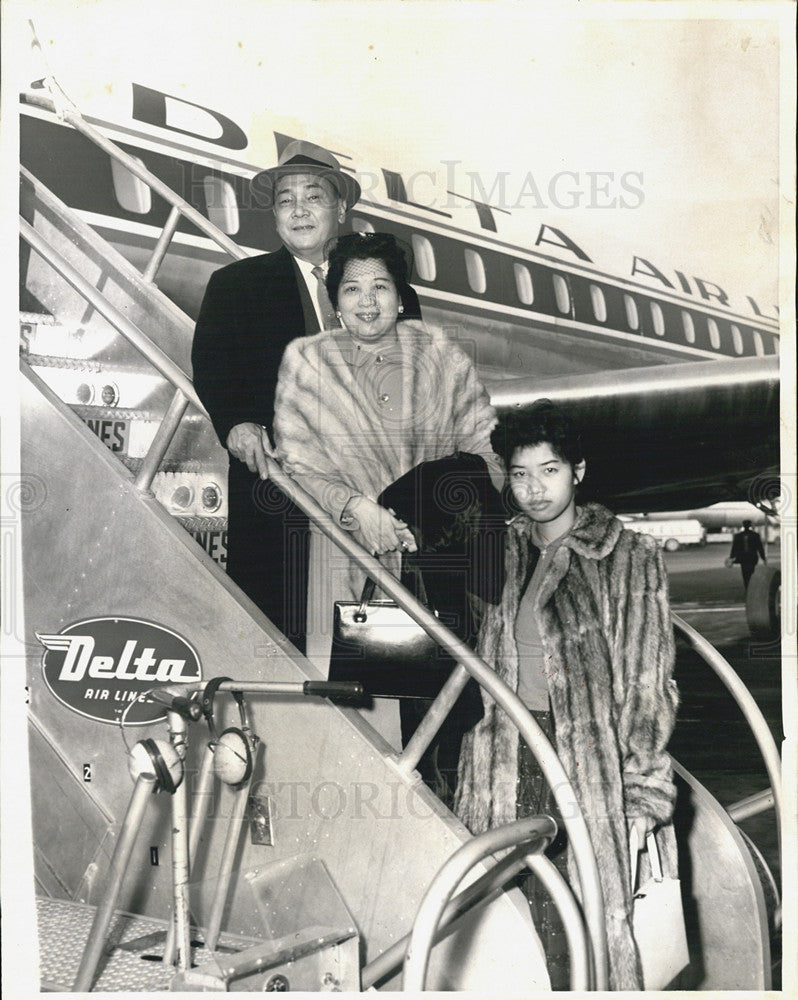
[453,401,680,990]
[273,232,502,747]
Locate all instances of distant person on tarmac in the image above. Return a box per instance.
[726,520,767,590]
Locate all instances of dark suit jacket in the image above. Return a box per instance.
[192,245,309,445]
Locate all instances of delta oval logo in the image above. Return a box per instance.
[38,617,202,725]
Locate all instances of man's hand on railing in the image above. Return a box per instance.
[226,422,274,479]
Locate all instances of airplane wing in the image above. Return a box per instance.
[486,355,779,514]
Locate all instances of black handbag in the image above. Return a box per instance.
[328,577,463,700]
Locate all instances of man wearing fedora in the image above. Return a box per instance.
[192,140,420,651]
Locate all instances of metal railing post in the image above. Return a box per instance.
[203,750,258,952]
[395,663,470,776]
[142,204,183,284]
[73,773,157,991]
[134,389,190,495]
[727,788,776,823]
[162,743,216,966]
[167,712,192,973]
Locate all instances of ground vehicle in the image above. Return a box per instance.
[622,517,707,551]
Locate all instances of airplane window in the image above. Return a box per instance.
[707,317,721,349]
[731,324,744,355]
[412,235,436,282]
[111,156,152,214]
[202,177,240,235]
[650,301,665,337]
[553,274,570,314]
[514,263,534,305]
[590,285,607,323]
[624,294,639,330]
[753,330,765,356]
[351,217,375,233]
[464,249,487,294]
[681,310,696,343]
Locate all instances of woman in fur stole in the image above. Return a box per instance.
[453,401,680,990]
[274,232,502,747]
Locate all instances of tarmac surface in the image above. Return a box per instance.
[664,542,784,886]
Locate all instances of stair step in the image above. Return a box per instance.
[72,404,154,422]
[120,456,224,477]
[24,352,104,373]
[175,514,228,531]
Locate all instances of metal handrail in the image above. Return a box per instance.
[727,789,776,823]
[361,840,541,988]
[672,613,782,868]
[401,815,590,992]
[22,90,247,271]
[19,218,208,493]
[19,219,206,414]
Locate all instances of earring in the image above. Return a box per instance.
[336,311,342,319]
[398,305,404,314]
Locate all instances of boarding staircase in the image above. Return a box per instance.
[20,94,596,991]
[20,162,232,569]
[18,86,782,992]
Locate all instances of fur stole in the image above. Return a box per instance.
[274,319,497,512]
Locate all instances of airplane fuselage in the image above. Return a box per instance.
[19,89,779,387]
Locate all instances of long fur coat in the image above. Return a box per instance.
[454,503,680,990]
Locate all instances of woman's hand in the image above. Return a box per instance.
[627,815,656,852]
[345,497,418,555]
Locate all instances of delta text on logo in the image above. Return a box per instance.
[37,617,202,725]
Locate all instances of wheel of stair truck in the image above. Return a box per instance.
[746,565,781,639]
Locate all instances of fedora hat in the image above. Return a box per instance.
[250,140,361,210]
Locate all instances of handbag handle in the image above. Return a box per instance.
[353,564,435,624]
[630,829,663,891]
[354,577,378,622]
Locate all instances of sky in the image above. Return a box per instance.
[3,0,791,318]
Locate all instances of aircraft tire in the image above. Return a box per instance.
[746,565,781,639]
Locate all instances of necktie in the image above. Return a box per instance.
[312,265,340,330]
